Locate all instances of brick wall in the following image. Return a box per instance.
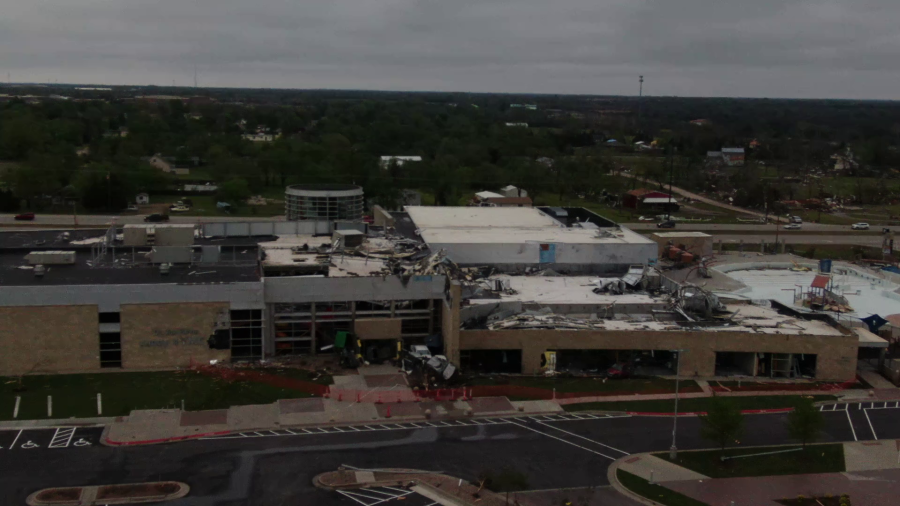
[459,328,857,381]
[442,282,461,365]
[120,302,230,369]
[0,305,99,375]
[354,318,402,340]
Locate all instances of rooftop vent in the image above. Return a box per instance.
[34,264,46,277]
[159,263,171,275]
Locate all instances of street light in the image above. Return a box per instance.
[670,349,686,460]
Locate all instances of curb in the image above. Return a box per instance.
[606,456,665,506]
[102,429,231,447]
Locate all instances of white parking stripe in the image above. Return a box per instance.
[500,419,617,460]
[8,430,22,450]
[534,421,630,455]
[863,409,879,440]
[845,410,858,441]
[48,427,77,448]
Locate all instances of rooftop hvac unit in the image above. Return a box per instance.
[159,263,171,275]
[25,250,76,265]
[34,265,46,277]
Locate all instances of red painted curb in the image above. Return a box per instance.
[104,430,232,446]
[626,407,794,416]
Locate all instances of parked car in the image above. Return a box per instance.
[14,212,35,221]
[604,362,634,379]
[783,223,802,230]
[790,216,803,224]
[657,220,676,229]
[144,213,170,222]
[169,205,190,213]
[851,223,870,230]
[125,204,139,212]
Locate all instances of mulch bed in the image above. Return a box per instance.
[35,488,82,502]
[96,482,179,499]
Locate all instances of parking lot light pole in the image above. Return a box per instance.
[670,349,686,460]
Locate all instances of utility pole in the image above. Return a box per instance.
[670,349,685,459]
[638,76,644,131]
[666,146,675,221]
[106,172,111,211]
[194,65,198,89]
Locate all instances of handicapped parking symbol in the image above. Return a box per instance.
[20,441,40,449]
[73,439,91,447]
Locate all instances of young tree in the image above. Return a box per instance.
[699,397,744,453]
[787,397,825,448]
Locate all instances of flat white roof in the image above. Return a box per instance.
[653,232,712,238]
[469,275,661,306]
[406,206,653,246]
[474,191,505,200]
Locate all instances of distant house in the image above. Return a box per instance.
[707,148,745,167]
[184,183,218,193]
[500,185,528,198]
[379,156,422,169]
[474,191,505,203]
[536,157,554,168]
[721,147,745,167]
[148,155,173,173]
[242,132,277,142]
[482,197,533,208]
[146,154,199,175]
[136,193,149,205]
[623,189,678,212]
[505,122,528,127]
[510,104,537,110]
[831,148,858,172]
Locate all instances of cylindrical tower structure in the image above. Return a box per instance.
[285,184,365,221]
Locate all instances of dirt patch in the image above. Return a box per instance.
[96,482,179,499]
[34,488,82,502]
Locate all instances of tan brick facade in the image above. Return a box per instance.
[0,305,99,375]
[354,318,402,340]
[459,328,857,381]
[120,302,231,369]
[442,282,461,365]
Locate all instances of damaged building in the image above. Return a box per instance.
[0,206,863,381]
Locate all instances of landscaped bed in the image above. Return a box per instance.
[657,444,845,478]
[616,469,708,506]
[468,376,702,399]
[0,369,328,421]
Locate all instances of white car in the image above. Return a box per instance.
[851,223,870,230]
[169,205,190,213]
[783,223,801,230]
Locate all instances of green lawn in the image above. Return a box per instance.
[468,376,701,395]
[658,444,845,478]
[0,371,324,420]
[616,469,709,506]
[563,395,837,413]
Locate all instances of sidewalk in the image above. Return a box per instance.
[556,386,898,407]
[102,396,563,446]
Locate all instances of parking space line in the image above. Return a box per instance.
[8,430,22,450]
[863,409,879,440]
[845,410,858,441]
[534,420,630,455]
[500,419,617,461]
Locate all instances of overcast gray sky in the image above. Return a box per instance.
[2,0,899,99]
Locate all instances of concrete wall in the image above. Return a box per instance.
[0,282,264,312]
[0,305,99,375]
[120,302,230,369]
[458,328,857,381]
[354,318,402,340]
[264,276,446,303]
[443,282,462,365]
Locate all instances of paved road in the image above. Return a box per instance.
[625,222,871,233]
[0,214,284,227]
[715,233,885,246]
[615,171,779,221]
[1,402,897,505]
